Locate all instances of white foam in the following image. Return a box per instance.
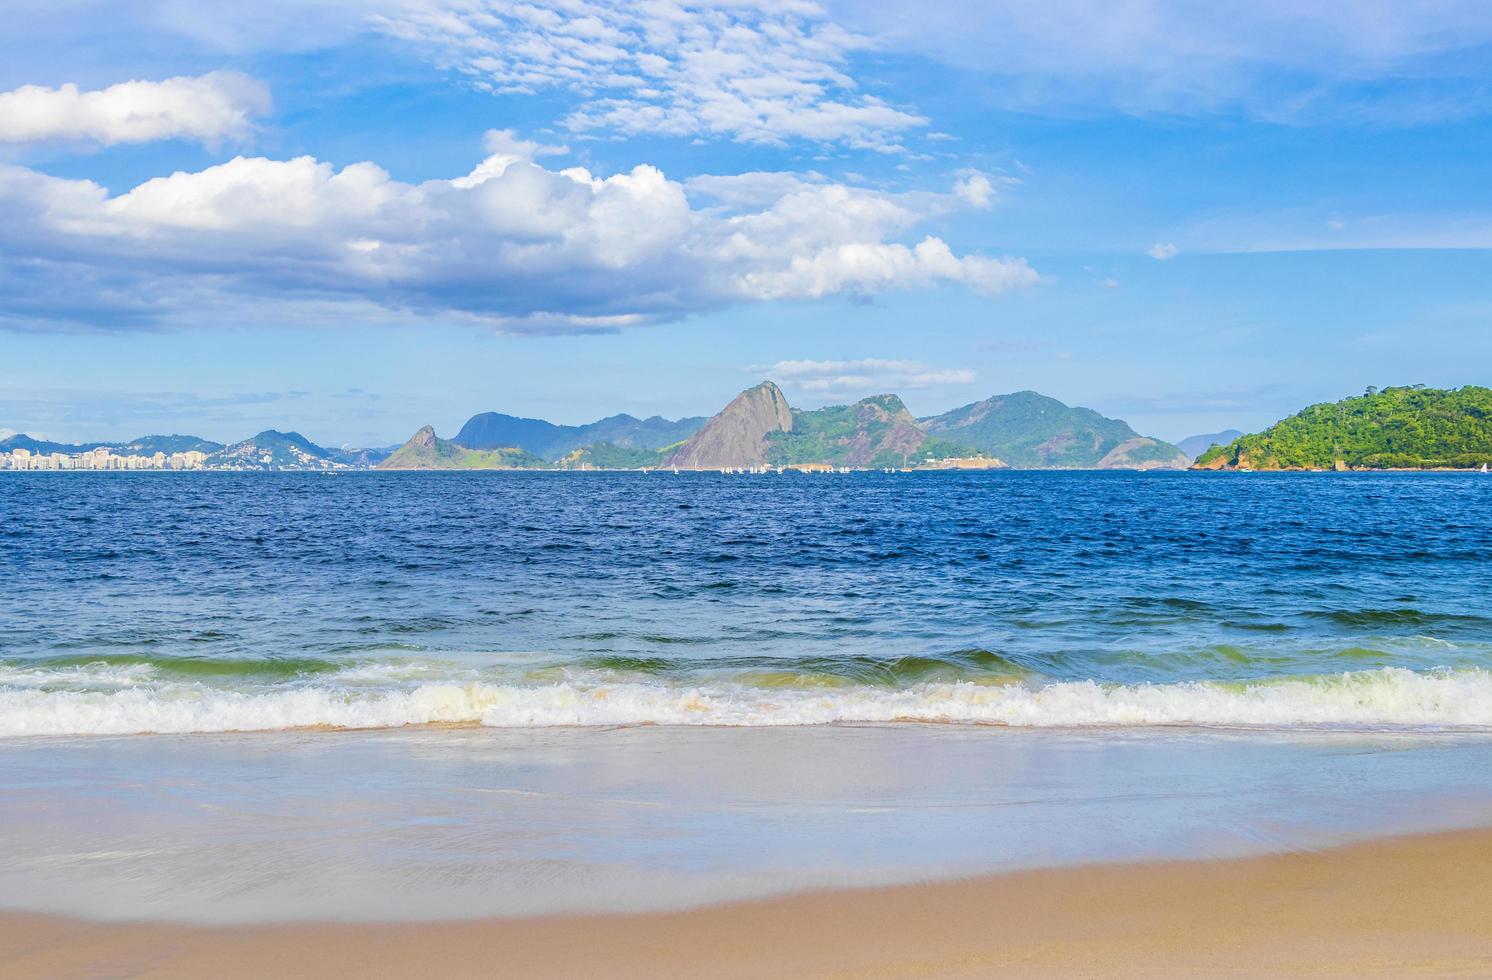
[2,667,1492,736]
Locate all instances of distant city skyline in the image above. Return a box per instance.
[5,1,1492,446]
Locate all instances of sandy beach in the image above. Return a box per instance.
[4,826,1490,979]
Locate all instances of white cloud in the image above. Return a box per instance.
[768,357,975,393]
[0,145,1034,333]
[1147,242,1178,260]
[953,173,995,208]
[376,1,927,149]
[0,72,270,146]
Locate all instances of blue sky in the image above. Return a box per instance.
[3,0,1492,447]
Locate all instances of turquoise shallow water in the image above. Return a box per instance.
[3,726,1492,922]
[2,470,1492,732]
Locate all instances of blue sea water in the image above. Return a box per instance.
[5,469,1492,923]
[2,470,1492,734]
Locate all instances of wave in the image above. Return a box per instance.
[3,667,1492,736]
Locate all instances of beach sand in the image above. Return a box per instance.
[3,827,1490,979]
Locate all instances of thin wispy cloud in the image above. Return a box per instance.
[837,0,1492,122]
[377,0,927,150]
[767,358,975,394]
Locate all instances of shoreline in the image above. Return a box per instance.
[5,826,1491,978]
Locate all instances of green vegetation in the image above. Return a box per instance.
[1194,386,1492,470]
[764,395,963,468]
[555,442,667,469]
[921,391,1188,469]
[379,426,550,470]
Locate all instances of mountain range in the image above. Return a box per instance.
[0,430,392,470]
[0,433,225,456]
[379,383,1191,471]
[454,412,705,459]
[14,383,1490,473]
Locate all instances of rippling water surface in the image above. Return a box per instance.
[4,471,1491,734]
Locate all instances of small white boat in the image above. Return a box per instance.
[1483,463,1489,474]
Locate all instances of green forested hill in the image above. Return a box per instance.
[1194,386,1492,470]
[920,391,1188,469]
[555,442,668,469]
[378,426,550,469]
[765,395,969,468]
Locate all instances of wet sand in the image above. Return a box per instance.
[3,826,1490,979]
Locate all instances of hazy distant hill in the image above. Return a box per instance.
[921,391,1188,469]
[1195,386,1492,470]
[113,435,225,455]
[0,433,222,456]
[206,430,343,470]
[454,411,704,459]
[379,426,550,470]
[329,445,397,467]
[0,434,103,455]
[1176,429,1244,460]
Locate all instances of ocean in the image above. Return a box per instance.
[4,470,1492,922]
[5,470,1492,733]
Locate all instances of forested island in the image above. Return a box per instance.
[1194,385,1492,470]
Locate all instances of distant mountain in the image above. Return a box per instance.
[113,434,224,455]
[921,391,1188,469]
[666,381,794,469]
[378,426,549,470]
[453,411,704,459]
[330,445,397,467]
[1195,386,1492,470]
[768,394,971,468]
[1177,430,1244,460]
[452,414,567,455]
[664,385,993,470]
[206,430,343,471]
[0,434,102,455]
[0,433,222,456]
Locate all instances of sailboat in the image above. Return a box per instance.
[1482,463,1489,474]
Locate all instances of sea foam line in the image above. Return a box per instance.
[2,667,1492,736]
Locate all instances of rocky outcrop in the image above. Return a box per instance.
[666,382,793,469]
[841,396,926,467]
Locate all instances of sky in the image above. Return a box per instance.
[3,0,1492,448]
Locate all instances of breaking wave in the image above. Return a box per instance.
[4,666,1492,736]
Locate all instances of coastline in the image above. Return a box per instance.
[5,826,1491,979]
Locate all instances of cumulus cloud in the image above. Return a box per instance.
[376,0,927,149]
[0,143,1035,333]
[953,173,995,208]
[1147,242,1178,260]
[0,72,270,146]
[767,358,975,393]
